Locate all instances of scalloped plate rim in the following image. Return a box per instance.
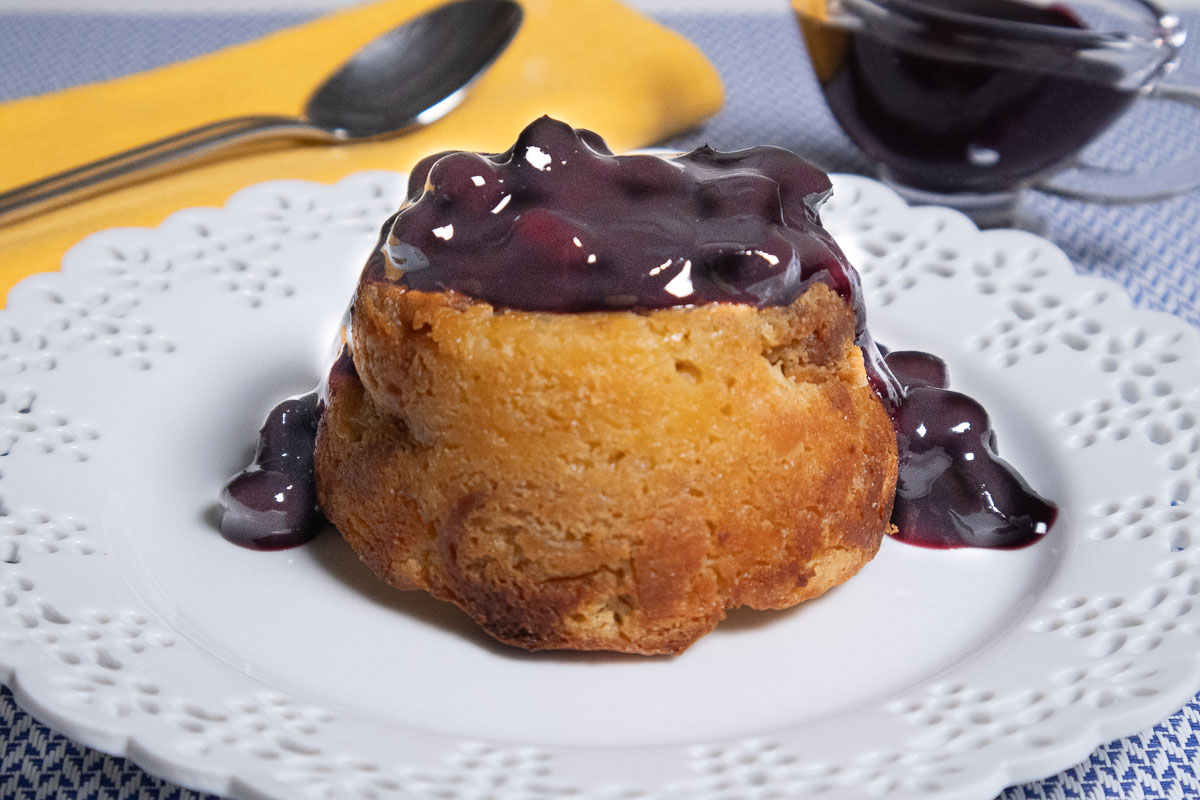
[0,169,1197,800]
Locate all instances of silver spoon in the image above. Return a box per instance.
[0,0,522,225]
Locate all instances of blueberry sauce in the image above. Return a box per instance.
[219,392,324,550]
[799,0,1134,193]
[370,116,858,314]
[219,118,1056,551]
[884,349,1057,549]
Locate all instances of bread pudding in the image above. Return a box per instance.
[312,118,898,654]
[219,119,1057,651]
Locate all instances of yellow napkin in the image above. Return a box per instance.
[0,0,722,303]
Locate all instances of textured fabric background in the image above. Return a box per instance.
[2,7,1200,799]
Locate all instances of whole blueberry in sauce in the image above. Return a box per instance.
[219,117,1056,551]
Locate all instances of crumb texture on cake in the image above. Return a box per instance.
[315,281,897,655]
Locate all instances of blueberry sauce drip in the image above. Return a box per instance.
[323,344,360,400]
[884,349,1057,549]
[219,392,325,550]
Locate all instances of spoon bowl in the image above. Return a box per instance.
[306,0,523,137]
[0,0,523,224]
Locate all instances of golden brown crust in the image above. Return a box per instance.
[315,281,897,655]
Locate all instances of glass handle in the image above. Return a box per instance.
[1036,81,1200,205]
[1036,82,1200,204]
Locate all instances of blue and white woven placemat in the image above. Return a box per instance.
[2,8,1199,799]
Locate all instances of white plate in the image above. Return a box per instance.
[2,171,1199,800]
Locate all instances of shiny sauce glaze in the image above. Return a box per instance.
[220,117,1055,550]
[219,392,323,550]
[372,116,856,314]
[883,349,1056,548]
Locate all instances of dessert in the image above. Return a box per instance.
[219,117,1057,654]
[315,117,898,654]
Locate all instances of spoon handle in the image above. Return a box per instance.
[0,115,336,226]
